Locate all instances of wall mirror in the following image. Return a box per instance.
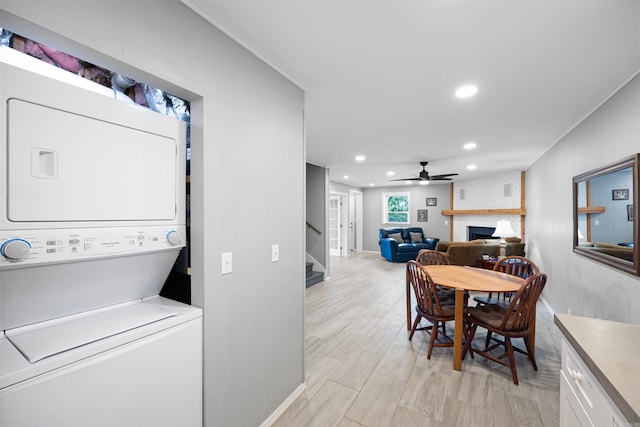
[573,154,639,275]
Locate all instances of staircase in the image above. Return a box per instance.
[305,262,324,288]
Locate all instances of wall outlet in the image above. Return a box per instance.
[272,244,279,262]
[221,252,232,274]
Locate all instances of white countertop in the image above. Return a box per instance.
[555,313,640,425]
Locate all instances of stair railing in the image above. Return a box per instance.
[306,221,322,235]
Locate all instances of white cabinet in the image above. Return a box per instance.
[561,369,595,427]
[560,338,629,427]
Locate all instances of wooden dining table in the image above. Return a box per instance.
[406,265,526,371]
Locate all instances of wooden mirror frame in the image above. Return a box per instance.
[573,154,639,275]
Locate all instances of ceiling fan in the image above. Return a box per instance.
[390,161,459,182]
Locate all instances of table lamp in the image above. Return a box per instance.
[492,219,515,258]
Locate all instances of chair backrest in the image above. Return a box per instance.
[416,249,450,266]
[493,255,538,279]
[500,273,547,332]
[406,260,448,317]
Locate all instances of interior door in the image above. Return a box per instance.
[349,190,363,252]
[329,196,341,256]
[340,195,349,257]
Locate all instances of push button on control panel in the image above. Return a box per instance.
[1,238,32,260]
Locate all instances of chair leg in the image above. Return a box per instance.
[484,330,493,349]
[462,323,478,359]
[522,334,538,371]
[462,319,473,359]
[504,337,519,385]
[408,314,422,341]
[427,321,439,359]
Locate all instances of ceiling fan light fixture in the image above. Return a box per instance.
[419,180,429,185]
[455,84,478,99]
[389,161,459,183]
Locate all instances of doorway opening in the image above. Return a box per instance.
[329,193,350,257]
[348,190,363,253]
[329,196,341,256]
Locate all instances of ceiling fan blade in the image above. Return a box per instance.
[390,163,459,183]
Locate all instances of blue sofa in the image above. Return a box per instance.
[379,227,439,262]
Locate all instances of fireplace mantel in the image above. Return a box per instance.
[441,208,526,216]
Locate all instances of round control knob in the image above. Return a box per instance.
[1,238,32,260]
[166,231,182,246]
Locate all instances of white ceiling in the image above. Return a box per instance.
[182,0,640,188]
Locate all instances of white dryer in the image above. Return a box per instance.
[0,46,202,427]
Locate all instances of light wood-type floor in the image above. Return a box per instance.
[273,252,561,427]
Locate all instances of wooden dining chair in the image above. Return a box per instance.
[473,256,538,307]
[415,249,465,301]
[413,249,451,333]
[474,256,539,348]
[415,249,450,266]
[406,260,460,359]
[415,249,459,319]
[463,272,547,385]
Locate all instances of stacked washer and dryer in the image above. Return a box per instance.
[0,46,202,426]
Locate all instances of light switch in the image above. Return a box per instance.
[221,252,232,274]
[272,244,279,263]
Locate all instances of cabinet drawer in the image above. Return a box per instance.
[560,370,595,426]
[561,339,629,427]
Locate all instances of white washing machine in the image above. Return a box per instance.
[0,46,202,427]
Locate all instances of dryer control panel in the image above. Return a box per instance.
[0,225,186,268]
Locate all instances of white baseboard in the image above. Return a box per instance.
[260,382,306,427]
[539,294,554,315]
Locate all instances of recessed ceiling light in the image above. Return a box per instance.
[467,164,477,170]
[419,181,429,185]
[387,171,395,176]
[355,155,366,162]
[463,142,477,150]
[455,84,478,99]
[369,183,375,187]
[343,175,349,179]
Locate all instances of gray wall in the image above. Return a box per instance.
[306,163,326,266]
[0,2,305,426]
[527,72,640,324]
[363,184,452,251]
